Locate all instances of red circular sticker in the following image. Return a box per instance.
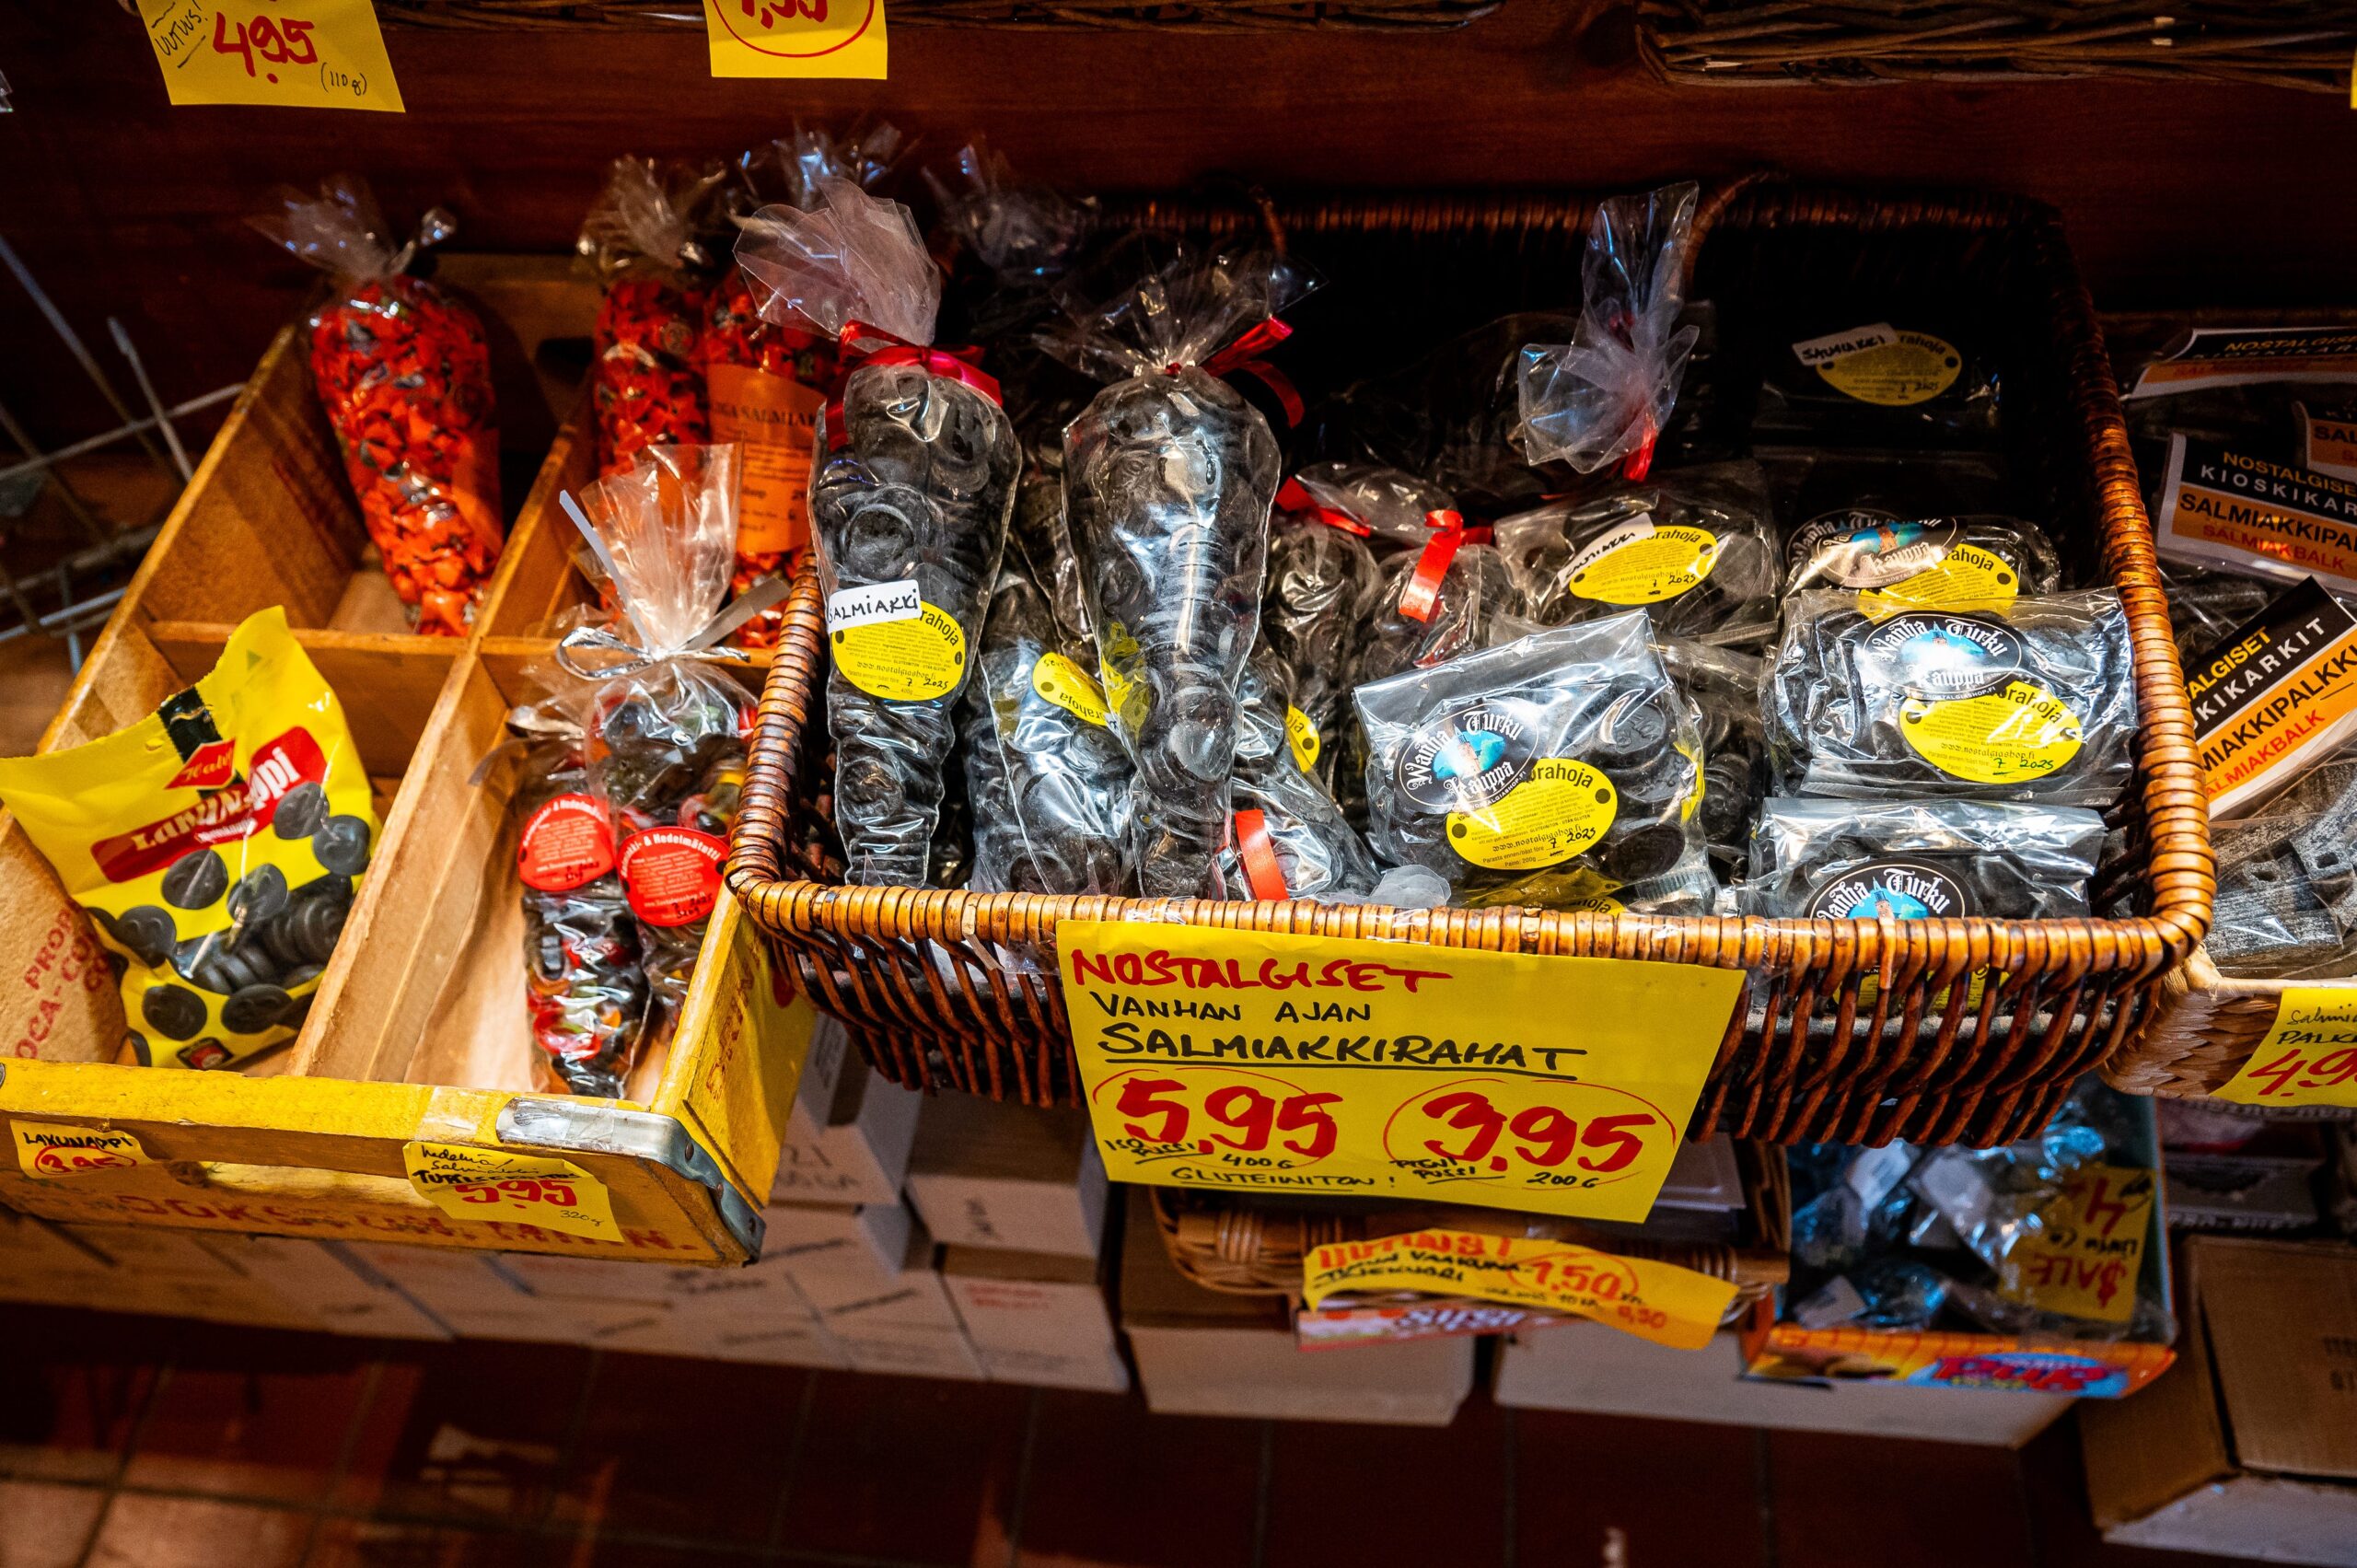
[519,794,618,892]
[617,827,726,927]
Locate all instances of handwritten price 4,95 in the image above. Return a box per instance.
[210,11,318,79]
[2237,1044,2357,1099]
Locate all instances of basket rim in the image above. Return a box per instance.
[726,178,2216,984]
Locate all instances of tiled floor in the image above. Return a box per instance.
[0,1304,2239,1568]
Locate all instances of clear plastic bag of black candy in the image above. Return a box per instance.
[735,177,1022,887]
[514,742,652,1100]
[2206,753,2357,980]
[1765,588,2139,808]
[1743,310,2003,449]
[959,571,1133,898]
[1005,472,1095,661]
[1517,182,1701,477]
[1280,461,1460,552]
[2161,560,2275,664]
[1493,461,1780,648]
[1219,650,1377,903]
[1047,240,1311,900]
[1757,449,2016,539]
[1744,797,2105,923]
[1656,636,1768,880]
[1779,513,2061,606]
[1353,537,1525,690]
[1262,514,1383,754]
[1354,613,1710,901]
[1457,855,1718,915]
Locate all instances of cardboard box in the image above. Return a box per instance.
[2084,1237,2357,1564]
[1495,1321,2073,1448]
[703,1317,852,1369]
[792,1220,962,1336]
[978,1343,1130,1393]
[498,1250,816,1322]
[760,1201,912,1286]
[344,1242,534,1320]
[1118,1187,1469,1425]
[772,1016,922,1207]
[840,1325,987,1380]
[216,1237,451,1341]
[906,1098,1108,1259]
[2165,1123,2328,1233]
[941,1247,1116,1357]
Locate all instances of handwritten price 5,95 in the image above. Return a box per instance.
[1114,1074,1341,1163]
[451,1177,579,1209]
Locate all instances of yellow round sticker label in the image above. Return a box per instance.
[833,603,967,703]
[1097,622,1148,734]
[1568,523,1721,606]
[1900,680,2084,785]
[1857,542,2022,620]
[1285,706,1321,772]
[1817,330,1963,407]
[1032,651,1109,726]
[1447,759,1618,871]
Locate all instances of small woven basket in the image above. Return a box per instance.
[727,180,2214,1150]
[377,0,1502,31]
[1153,1140,1792,1311]
[1637,1,2357,93]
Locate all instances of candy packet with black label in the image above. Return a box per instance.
[2207,753,2357,980]
[959,571,1133,898]
[1747,313,2001,448]
[737,179,1021,887]
[1049,239,1311,898]
[1222,649,1378,902]
[1493,461,1780,647]
[1354,614,1709,904]
[0,608,379,1070]
[1765,588,2138,807]
[1746,798,2105,922]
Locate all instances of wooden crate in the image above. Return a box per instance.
[0,261,810,1264]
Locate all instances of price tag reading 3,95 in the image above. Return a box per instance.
[137,0,405,112]
[401,1142,621,1242]
[2212,986,2357,1109]
[1058,923,1745,1223]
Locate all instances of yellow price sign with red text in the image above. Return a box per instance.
[1997,1162,2154,1325]
[1302,1229,1738,1351]
[136,0,404,111]
[702,0,887,78]
[2212,988,2357,1109]
[1059,923,1743,1224]
[401,1142,621,1243]
[13,1121,154,1180]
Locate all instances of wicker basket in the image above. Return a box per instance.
[377,0,1501,31]
[1637,1,2356,93]
[726,180,2214,1149]
[1153,1140,1792,1312]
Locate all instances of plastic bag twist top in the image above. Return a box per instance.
[925,140,1097,284]
[735,179,941,348]
[578,157,726,285]
[249,173,456,285]
[569,444,741,656]
[1044,238,1317,383]
[1517,181,1701,475]
[747,120,908,213]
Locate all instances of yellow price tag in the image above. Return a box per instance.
[1996,1163,2154,1325]
[1059,923,1743,1223]
[2212,987,2357,1109]
[12,1121,153,1180]
[401,1141,621,1242]
[1302,1228,1738,1351]
[702,0,888,79]
[136,0,404,111]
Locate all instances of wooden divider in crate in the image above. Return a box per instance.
[0,259,810,1263]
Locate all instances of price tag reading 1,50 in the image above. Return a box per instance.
[2213,986,2357,1109]
[1060,923,1745,1224]
[136,0,406,112]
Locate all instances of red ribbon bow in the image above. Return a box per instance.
[824,319,1004,445]
[1178,317,1304,428]
[1234,808,1290,901]
[1399,514,1472,624]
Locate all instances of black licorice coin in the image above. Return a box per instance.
[222,983,292,1035]
[312,816,372,876]
[161,848,227,909]
[227,864,290,927]
[126,1031,152,1066]
[272,782,327,838]
[114,905,178,968]
[141,983,207,1040]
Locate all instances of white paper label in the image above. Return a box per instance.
[1792,323,1898,367]
[826,579,923,633]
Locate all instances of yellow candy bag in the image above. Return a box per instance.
[0,609,379,1069]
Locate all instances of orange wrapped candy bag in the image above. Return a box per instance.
[251,175,503,637]
[579,157,726,479]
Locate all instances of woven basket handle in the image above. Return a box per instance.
[726,565,826,898]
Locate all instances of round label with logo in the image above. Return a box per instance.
[1031,652,1109,726]
[833,602,968,703]
[617,827,726,927]
[1567,519,1721,605]
[1901,682,2086,785]
[1397,703,1536,814]
[1816,330,1964,407]
[1446,759,1619,871]
[1790,514,1948,589]
[1805,860,1970,922]
[518,793,617,892]
[1785,508,1901,575]
[1860,611,2026,700]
